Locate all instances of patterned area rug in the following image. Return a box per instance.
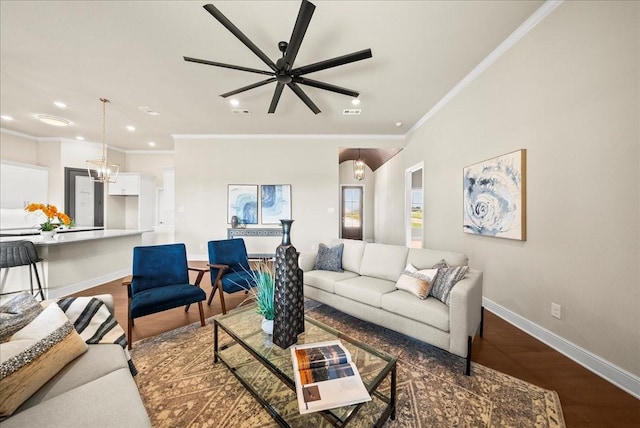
[130,302,565,427]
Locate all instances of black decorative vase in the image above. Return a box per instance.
[272,219,305,349]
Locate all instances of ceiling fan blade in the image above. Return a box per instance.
[220,78,276,98]
[291,49,372,76]
[293,77,359,98]
[283,0,315,72]
[202,4,278,72]
[268,83,285,114]
[183,56,274,76]
[287,82,320,114]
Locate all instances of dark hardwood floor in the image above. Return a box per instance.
[72,262,639,428]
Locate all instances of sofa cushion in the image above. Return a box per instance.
[334,276,397,308]
[359,243,409,282]
[381,291,450,332]
[395,264,438,299]
[17,344,128,411]
[408,248,468,269]
[0,303,88,418]
[331,239,367,274]
[314,243,344,272]
[0,292,43,343]
[304,270,359,294]
[1,368,151,428]
[430,260,470,305]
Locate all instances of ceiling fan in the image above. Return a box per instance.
[184,0,373,114]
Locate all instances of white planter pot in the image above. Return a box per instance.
[40,230,56,238]
[261,318,274,335]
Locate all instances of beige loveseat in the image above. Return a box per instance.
[299,239,484,375]
[1,294,151,428]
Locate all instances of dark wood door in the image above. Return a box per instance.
[341,186,363,240]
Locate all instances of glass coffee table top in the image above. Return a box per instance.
[214,305,397,427]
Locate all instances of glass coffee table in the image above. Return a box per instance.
[214,305,397,427]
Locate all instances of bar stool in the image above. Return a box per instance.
[0,241,45,300]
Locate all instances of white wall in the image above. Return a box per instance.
[374,1,640,380]
[173,136,403,259]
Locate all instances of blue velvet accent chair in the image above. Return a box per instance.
[207,238,257,314]
[124,243,207,349]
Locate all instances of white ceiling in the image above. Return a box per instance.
[0,0,544,152]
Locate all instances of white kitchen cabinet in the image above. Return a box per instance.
[108,173,146,195]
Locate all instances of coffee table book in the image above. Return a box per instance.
[291,340,371,414]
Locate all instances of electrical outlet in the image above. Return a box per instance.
[551,303,562,319]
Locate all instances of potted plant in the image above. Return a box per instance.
[247,262,275,334]
[24,203,72,237]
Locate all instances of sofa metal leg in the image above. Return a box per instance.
[480,306,485,338]
[465,335,472,376]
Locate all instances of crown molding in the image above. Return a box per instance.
[407,0,564,137]
[172,133,406,141]
[0,127,37,139]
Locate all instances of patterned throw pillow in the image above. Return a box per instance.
[0,292,43,343]
[430,259,469,305]
[314,243,344,272]
[0,303,88,417]
[395,263,438,299]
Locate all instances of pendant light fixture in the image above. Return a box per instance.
[86,98,119,183]
[354,148,365,181]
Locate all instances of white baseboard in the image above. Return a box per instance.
[483,298,640,399]
[47,269,131,300]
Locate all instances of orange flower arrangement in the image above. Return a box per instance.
[25,203,72,231]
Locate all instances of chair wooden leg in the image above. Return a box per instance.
[198,301,205,326]
[128,316,133,350]
[185,303,191,312]
[207,287,217,306]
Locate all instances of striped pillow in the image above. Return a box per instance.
[0,303,88,417]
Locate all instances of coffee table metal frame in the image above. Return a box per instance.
[214,305,397,427]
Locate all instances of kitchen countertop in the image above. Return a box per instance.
[0,229,151,245]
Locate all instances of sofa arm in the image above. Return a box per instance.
[448,269,483,358]
[298,252,317,272]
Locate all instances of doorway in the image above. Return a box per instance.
[341,186,363,240]
[405,163,423,248]
[64,167,104,227]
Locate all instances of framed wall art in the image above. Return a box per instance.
[261,184,292,224]
[228,184,258,225]
[463,149,526,241]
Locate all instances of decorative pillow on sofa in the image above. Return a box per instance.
[0,303,88,418]
[315,243,344,272]
[0,292,43,343]
[430,259,469,305]
[396,263,438,299]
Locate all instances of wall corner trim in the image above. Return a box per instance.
[482,297,640,399]
[407,0,564,137]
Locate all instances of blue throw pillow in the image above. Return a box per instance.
[314,243,344,272]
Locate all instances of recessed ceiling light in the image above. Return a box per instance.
[395,121,403,127]
[351,98,361,106]
[36,114,70,127]
[54,101,67,108]
[76,136,85,140]
[229,98,240,107]
[148,141,156,147]
[1,115,14,121]
[126,125,136,131]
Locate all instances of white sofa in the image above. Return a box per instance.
[299,239,484,375]
[1,294,151,428]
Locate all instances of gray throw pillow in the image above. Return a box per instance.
[314,243,344,272]
[430,259,469,306]
[0,292,43,342]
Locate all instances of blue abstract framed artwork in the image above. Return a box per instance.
[228,184,258,225]
[261,184,292,224]
[463,149,526,240]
